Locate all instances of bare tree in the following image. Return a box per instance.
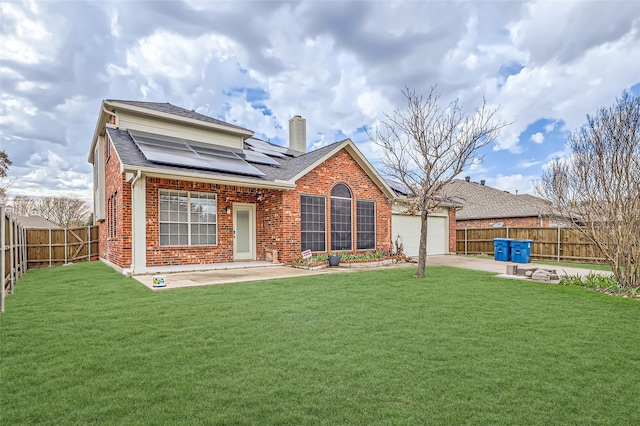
[0,149,11,202]
[537,93,640,290]
[35,196,91,228]
[9,195,91,228]
[10,195,34,215]
[370,87,509,278]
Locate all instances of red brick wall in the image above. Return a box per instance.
[448,209,457,253]
[278,149,392,262]
[458,216,549,228]
[98,134,132,269]
[101,146,392,268]
[144,178,274,267]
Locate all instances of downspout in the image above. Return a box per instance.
[126,170,142,275]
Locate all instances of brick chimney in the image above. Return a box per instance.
[289,115,306,153]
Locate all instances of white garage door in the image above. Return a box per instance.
[391,214,447,257]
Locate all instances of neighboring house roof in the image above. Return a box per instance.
[385,179,463,209]
[14,215,60,229]
[448,179,554,220]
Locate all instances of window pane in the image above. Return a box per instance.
[301,195,326,252]
[331,184,352,199]
[331,197,352,251]
[160,189,217,246]
[357,200,376,250]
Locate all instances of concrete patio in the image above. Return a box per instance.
[133,255,608,291]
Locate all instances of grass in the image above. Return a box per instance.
[1,262,639,425]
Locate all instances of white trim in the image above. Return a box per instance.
[105,100,254,137]
[125,166,296,191]
[233,203,256,261]
[131,172,147,274]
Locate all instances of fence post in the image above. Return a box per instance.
[506,227,510,239]
[22,226,27,274]
[557,226,561,263]
[64,228,68,265]
[464,227,468,255]
[1,205,5,313]
[9,215,15,294]
[48,228,52,268]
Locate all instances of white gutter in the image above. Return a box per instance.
[125,166,297,190]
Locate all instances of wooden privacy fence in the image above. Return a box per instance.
[26,226,99,269]
[456,226,606,264]
[2,203,99,312]
[2,205,27,312]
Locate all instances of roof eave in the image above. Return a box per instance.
[104,100,254,138]
[88,100,111,163]
[121,164,297,191]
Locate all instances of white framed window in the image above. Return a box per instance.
[159,190,217,246]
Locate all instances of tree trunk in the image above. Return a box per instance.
[415,209,429,278]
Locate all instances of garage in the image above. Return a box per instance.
[391,212,448,257]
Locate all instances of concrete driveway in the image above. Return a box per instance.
[133,255,607,291]
[425,255,609,278]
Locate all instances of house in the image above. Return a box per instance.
[386,180,459,257]
[12,211,60,229]
[88,100,396,274]
[448,177,562,228]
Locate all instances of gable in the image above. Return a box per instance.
[288,141,396,200]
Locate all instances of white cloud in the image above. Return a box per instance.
[530,132,544,144]
[491,173,537,195]
[0,0,638,204]
[0,2,53,64]
[516,159,541,169]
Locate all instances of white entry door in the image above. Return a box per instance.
[233,203,256,261]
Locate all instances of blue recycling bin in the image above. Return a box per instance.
[493,238,512,261]
[510,240,532,263]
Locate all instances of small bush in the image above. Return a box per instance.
[561,271,635,297]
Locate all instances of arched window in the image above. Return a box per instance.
[331,184,352,251]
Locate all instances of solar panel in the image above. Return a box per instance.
[129,130,266,177]
[136,143,212,169]
[240,150,282,166]
[195,150,266,176]
[245,138,288,158]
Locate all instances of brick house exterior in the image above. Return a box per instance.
[89,100,395,273]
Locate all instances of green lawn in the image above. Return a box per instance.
[1,262,639,425]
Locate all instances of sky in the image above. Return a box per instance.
[1,0,639,203]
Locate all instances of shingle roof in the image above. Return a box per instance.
[448,179,553,220]
[14,215,60,229]
[107,127,347,186]
[106,100,251,132]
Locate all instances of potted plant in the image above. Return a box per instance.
[328,252,341,267]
